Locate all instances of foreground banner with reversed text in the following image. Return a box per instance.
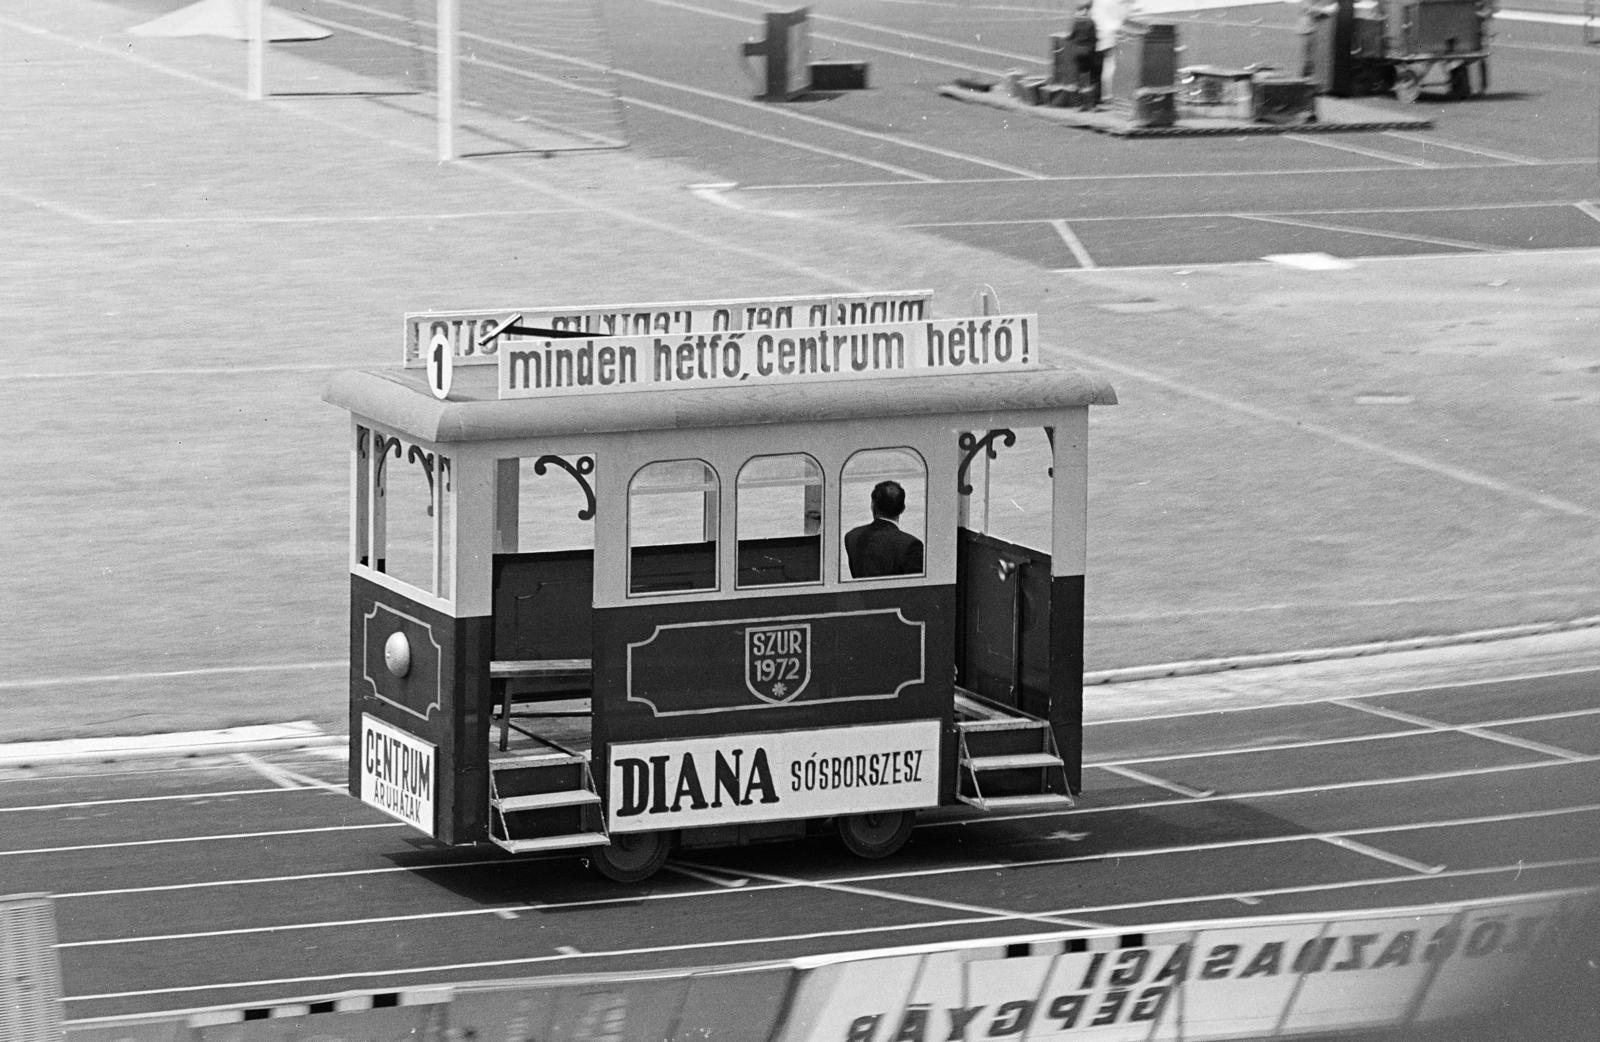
[61,888,1597,1042]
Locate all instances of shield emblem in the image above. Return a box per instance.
[744,623,812,703]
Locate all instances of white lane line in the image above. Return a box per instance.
[1332,698,1589,762]
[662,863,749,888]
[1282,134,1440,167]
[0,182,104,224]
[0,661,343,689]
[1578,201,1600,224]
[96,207,591,226]
[1044,347,1600,522]
[1319,835,1444,874]
[1050,219,1098,269]
[1039,855,1600,922]
[675,860,1107,930]
[1380,131,1541,165]
[621,92,939,181]
[1097,764,1214,799]
[0,15,851,289]
[52,858,519,900]
[1240,212,1506,253]
[232,754,348,795]
[646,0,1038,69]
[62,912,1023,1003]
[0,788,319,814]
[472,9,1051,180]
[60,861,1600,1014]
[0,822,404,858]
[1088,706,1600,769]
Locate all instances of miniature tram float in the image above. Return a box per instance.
[324,290,1116,881]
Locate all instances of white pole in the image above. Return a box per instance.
[247,0,265,100]
[437,0,458,161]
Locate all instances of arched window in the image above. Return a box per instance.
[737,453,823,588]
[840,448,927,581]
[629,459,718,595]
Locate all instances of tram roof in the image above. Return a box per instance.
[323,364,1116,444]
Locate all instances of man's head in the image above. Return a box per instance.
[871,480,906,520]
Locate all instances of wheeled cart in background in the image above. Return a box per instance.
[1304,0,1495,102]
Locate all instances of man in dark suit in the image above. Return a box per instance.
[844,480,924,578]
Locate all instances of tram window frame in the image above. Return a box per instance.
[354,425,454,600]
[627,458,721,596]
[839,447,928,583]
[735,452,824,590]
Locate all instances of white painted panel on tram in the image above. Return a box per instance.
[607,719,940,833]
[360,714,437,836]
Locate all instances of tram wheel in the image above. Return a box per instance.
[837,810,915,859]
[590,831,671,883]
[1394,69,1421,105]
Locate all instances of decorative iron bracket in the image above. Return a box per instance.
[957,429,1016,495]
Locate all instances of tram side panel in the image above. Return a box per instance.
[348,574,491,845]
[591,585,958,837]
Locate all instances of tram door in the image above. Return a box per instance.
[955,428,1066,727]
[491,454,597,692]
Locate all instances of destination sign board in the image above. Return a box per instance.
[402,290,933,367]
[495,313,1039,398]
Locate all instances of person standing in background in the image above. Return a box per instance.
[1089,0,1130,105]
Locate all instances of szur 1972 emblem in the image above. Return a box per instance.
[745,622,812,703]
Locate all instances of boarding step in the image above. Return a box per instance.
[489,753,606,855]
[493,832,610,854]
[957,792,1075,811]
[494,789,602,813]
[955,699,1072,810]
[963,752,1064,771]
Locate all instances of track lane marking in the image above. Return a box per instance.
[1283,134,1441,168]
[1050,219,1097,269]
[34,755,1600,895]
[49,804,1600,945]
[674,860,1107,930]
[1331,698,1589,761]
[1097,764,1214,798]
[1318,835,1444,874]
[1239,212,1508,253]
[645,0,1040,70]
[0,822,404,858]
[232,753,349,795]
[1086,706,1600,769]
[60,912,1024,1004]
[1380,131,1542,165]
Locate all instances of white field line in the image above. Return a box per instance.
[1380,131,1542,165]
[50,803,1598,953]
[58,853,1600,1013]
[1086,705,1600,770]
[1331,698,1589,762]
[0,822,404,858]
[1318,835,1443,874]
[1050,219,1098,268]
[1282,134,1440,168]
[1239,212,1508,253]
[232,753,350,795]
[1097,763,1214,798]
[5,705,1593,816]
[675,860,1107,929]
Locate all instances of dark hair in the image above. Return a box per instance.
[871,480,906,520]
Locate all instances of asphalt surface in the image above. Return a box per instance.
[1,638,1594,1022]
[0,0,1597,1027]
